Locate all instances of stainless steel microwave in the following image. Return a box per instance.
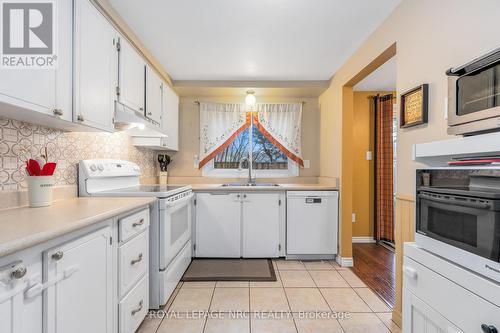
[447,48,500,136]
[416,169,500,282]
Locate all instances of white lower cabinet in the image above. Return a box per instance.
[0,256,43,333]
[195,193,241,257]
[242,193,281,257]
[194,192,283,258]
[44,226,113,333]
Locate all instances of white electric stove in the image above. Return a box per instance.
[78,159,193,309]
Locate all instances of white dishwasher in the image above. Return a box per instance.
[286,191,339,259]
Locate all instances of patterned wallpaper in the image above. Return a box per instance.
[0,118,158,191]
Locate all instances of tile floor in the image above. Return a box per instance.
[137,260,401,333]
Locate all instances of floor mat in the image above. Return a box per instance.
[182,259,276,281]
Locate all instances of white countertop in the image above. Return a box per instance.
[0,197,156,258]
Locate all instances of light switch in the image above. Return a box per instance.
[366,151,373,161]
[352,213,356,223]
[303,160,310,168]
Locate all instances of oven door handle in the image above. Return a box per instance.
[419,192,491,209]
[164,193,194,208]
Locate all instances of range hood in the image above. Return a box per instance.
[114,101,167,137]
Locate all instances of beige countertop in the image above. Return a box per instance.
[190,183,338,191]
[0,197,156,258]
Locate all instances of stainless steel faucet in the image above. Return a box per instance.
[238,156,255,185]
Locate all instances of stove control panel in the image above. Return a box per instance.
[80,160,141,178]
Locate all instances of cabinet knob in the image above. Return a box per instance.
[243,194,247,198]
[237,194,240,198]
[139,107,144,111]
[482,324,498,333]
[77,114,84,122]
[52,109,63,116]
[52,251,64,261]
[147,112,153,116]
[10,265,27,279]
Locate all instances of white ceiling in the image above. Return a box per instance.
[353,56,396,91]
[109,0,401,81]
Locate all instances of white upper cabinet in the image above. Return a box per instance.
[0,0,72,124]
[145,66,162,125]
[162,83,179,150]
[118,37,146,114]
[73,0,118,132]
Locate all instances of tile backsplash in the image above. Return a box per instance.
[0,118,158,191]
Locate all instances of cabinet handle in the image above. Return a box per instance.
[403,265,418,280]
[52,109,63,116]
[77,114,84,122]
[481,324,498,333]
[132,218,144,228]
[147,112,153,116]
[10,265,27,279]
[139,107,144,111]
[130,253,143,265]
[131,300,143,316]
[52,251,64,261]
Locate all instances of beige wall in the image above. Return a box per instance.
[167,95,321,184]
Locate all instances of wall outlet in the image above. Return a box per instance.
[366,151,373,161]
[303,160,310,168]
[352,213,356,223]
[444,97,448,120]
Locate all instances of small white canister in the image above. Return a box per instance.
[27,176,54,207]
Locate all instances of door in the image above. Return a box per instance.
[44,227,113,333]
[145,66,162,124]
[195,193,241,257]
[403,289,463,333]
[74,0,117,131]
[242,193,281,257]
[0,259,42,333]
[118,37,145,113]
[160,193,194,268]
[161,83,179,150]
[287,191,339,255]
[0,0,72,121]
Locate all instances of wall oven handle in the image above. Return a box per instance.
[419,192,491,209]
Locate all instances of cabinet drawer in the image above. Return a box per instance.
[160,241,191,307]
[404,256,500,332]
[119,275,149,333]
[119,231,148,298]
[119,209,149,242]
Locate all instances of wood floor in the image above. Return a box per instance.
[352,243,396,308]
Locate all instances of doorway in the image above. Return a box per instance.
[350,54,397,307]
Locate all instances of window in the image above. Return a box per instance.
[203,123,299,178]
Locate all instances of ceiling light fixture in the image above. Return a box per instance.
[245,90,256,107]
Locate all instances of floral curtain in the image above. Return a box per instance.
[198,102,304,168]
[198,103,250,168]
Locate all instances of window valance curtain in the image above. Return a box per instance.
[198,102,304,168]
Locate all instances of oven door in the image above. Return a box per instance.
[159,193,194,269]
[417,191,500,262]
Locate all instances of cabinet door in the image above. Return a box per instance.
[195,193,241,257]
[0,0,72,122]
[0,257,43,333]
[161,83,179,150]
[403,289,463,333]
[73,0,117,131]
[44,227,113,333]
[118,37,145,113]
[145,66,162,124]
[242,193,281,257]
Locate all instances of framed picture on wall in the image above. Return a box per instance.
[400,84,428,128]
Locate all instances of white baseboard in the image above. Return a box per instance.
[335,255,354,267]
[352,237,376,244]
